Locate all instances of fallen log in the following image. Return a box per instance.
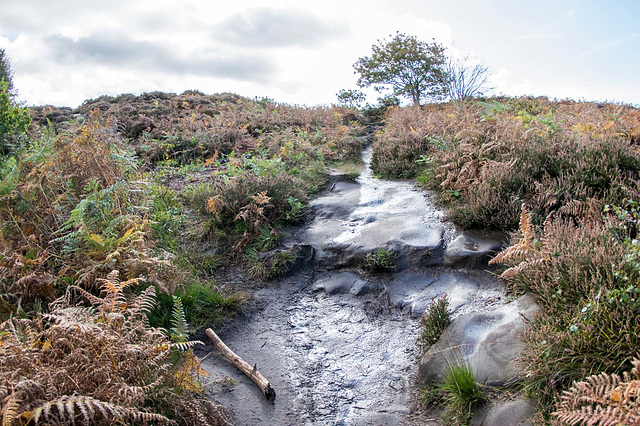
[205,328,276,401]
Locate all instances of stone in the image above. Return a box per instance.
[418,294,540,387]
[444,231,506,268]
[313,272,382,296]
[471,399,535,426]
[387,271,504,318]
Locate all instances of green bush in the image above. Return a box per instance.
[0,80,31,154]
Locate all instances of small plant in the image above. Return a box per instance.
[441,361,484,424]
[420,385,444,406]
[419,295,451,351]
[362,248,395,272]
[283,196,305,223]
[247,249,296,281]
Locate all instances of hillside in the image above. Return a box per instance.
[2,93,640,424]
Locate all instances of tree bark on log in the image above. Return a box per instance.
[205,328,276,401]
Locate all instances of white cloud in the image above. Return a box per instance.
[0,0,638,106]
[213,8,349,48]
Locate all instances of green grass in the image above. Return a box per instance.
[419,295,451,351]
[362,247,395,272]
[440,361,484,424]
[149,282,240,330]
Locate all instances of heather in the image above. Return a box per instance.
[375,97,640,419]
[375,97,640,230]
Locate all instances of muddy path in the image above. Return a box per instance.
[198,144,508,425]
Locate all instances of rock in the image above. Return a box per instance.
[444,231,506,268]
[471,399,535,426]
[300,148,455,271]
[313,272,382,296]
[418,294,539,386]
[285,244,315,272]
[387,271,504,318]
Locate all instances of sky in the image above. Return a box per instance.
[0,0,638,107]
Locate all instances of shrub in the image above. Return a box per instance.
[490,205,640,411]
[374,98,640,231]
[0,80,31,154]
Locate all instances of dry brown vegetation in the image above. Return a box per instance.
[0,271,231,425]
[376,97,640,421]
[1,91,366,424]
[553,356,640,425]
[375,97,640,229]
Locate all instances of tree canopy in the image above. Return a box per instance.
[354,32,448,106]
[0,49,14,93]
[0,49,30,154]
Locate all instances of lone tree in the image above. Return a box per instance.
[446,55,492,102]
[354,32,448,106]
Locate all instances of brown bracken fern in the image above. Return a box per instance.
[489,203,542,278]
[553,357,640,425]
[0,270,230,425]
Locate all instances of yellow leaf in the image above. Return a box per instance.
[122,228,134,239]
[41,340,52,351]
[89,234,104,246]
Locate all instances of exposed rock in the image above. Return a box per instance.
[418,294,539,386]
[444,231,506,268]
[388,270,504,318]
[471,399,535,426]
[313,272,382,296]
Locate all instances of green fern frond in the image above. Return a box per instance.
[170,295,189,341]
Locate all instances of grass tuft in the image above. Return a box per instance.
[419,295,451,351]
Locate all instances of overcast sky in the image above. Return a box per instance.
[1,0,638,107]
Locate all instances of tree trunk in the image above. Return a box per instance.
[412,91,421,106]
[205,328,276,401]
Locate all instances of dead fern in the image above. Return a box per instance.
[0,271,230,425]
[489,204,541,278]
[553,357,640,425]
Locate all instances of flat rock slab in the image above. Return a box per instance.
[388,270,504,318]
[418,294,540,387]
[313,272,383,296]
[472,399,535,426]
[444,231,507,268]
[302,149,454,271]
